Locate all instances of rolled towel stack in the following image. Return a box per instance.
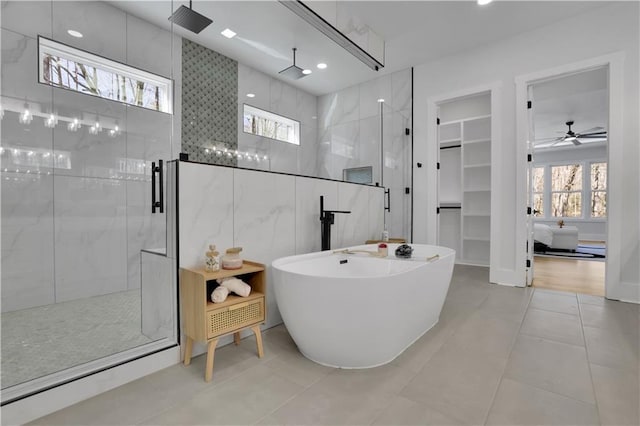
[211,285,229,303]
[217,277,251,297]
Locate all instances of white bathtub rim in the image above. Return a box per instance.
[296,319,439,369]
[272,244,455,279]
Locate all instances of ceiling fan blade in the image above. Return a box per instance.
[534,136,564,143]
[576,134,607,138]
[576,126,605,134]
[571,139,582,146]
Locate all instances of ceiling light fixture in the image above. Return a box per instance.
[477,0,493,5]
[221,28,236,39]
[377,98,385,103]
[246,93,256,98]
[302,69,312,75]
[317,63,327,69]
[67,118,81,132]
[168,0,212,34]
[279,1,384,71]
[67,29,83,38]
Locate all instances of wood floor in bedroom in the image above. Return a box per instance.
[533,256,605,296]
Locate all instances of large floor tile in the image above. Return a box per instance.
[390,318,459,373]
[530,290,579,316]
[139,365,303,425]
[504,334,595,404]
[371,395,465,425]
[400,340,507,425]
[309,362,414,398]
[264,348,334,388]
[445,310,520,358]
[520,308,584,346]
[590,363,640,426]
[584,325,639,372]
[580,302,640,338]
[477,284,532,322]
[265,385,393,425]
[486,378,599,425]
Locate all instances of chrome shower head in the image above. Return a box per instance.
[279,48,307,80]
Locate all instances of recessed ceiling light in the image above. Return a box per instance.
[317,63,327,69]
[477,0,493,5]
[377,98,385,103]
[67,29,83,38]
[221,28,236,39]
[302,69,312,75]
[246,93,255,98]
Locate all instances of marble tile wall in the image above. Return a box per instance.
[178,161,385,353]
[1,0,179,312]
[237,63,319,176]
[317,67,412,240]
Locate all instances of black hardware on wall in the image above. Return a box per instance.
[405,187,410,194]
[384,188,391,212]
[527,207,532,215]
[526,259,531,268]
[437,117,440,125]
[417,162,422,168]
[527,100,532,109]
[527,154,532,162]
[437,207,440,214]
[179,152,189,161]
[437,162,440,170]
[405,128,410,136]
[151,159,164,214]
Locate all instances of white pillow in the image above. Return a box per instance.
[533,223,553,246]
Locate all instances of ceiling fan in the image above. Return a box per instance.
[536,121,607,147]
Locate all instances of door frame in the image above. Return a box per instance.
[515,53,624,299]
[426,81,502,282]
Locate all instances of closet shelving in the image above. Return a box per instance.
[439,112,491,266]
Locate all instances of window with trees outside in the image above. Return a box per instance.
[533,161,607,219]
[38,37,172,113]
[551,164,583,217]
[532,166,544,217]
[243,104,300,145]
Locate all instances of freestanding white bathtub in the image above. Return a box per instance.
[272,244,455,368]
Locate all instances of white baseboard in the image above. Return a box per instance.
[607,280,640,304]
[1,347,181,425]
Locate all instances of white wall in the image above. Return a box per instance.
[413,2,639,298]
[178,161,385,356]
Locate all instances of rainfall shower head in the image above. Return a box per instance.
[279,48,307,80]
[168,1,212,34]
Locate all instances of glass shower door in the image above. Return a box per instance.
[1,0,177,402]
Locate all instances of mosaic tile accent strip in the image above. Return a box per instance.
[182,38,238,166]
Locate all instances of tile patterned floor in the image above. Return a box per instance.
[2,290,152,388]
[29,266,639,425]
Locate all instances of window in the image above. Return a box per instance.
[531,166,544,217]
[551,164,582,217]
[38,37,172,113]
[243,104,300,145]
[590,162,607,218]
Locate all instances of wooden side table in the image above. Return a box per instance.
[180,261,266,381]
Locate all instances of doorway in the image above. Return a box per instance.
[526,67,608,296]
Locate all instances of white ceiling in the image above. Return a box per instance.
[110,0,610,96]
[532,67,608,149]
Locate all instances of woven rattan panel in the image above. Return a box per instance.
[207,297,264,339]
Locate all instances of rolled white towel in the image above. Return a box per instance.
[217,277,251,297]
[211,285,229,303]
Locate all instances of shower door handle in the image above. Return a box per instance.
[151,159,164,214]
[384,188,391,212]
